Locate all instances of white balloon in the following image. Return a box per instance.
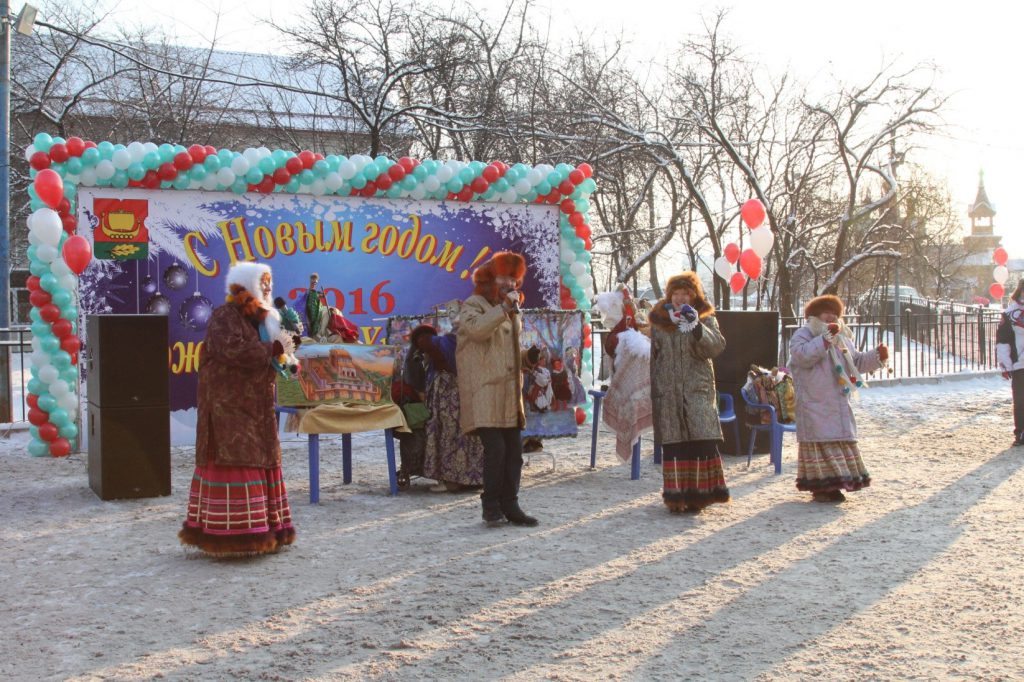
[501,189,518,203]
[24,144,37,162]
[30,208,62,247]
[561,247,576,264]
[127,141,147,162]
[143,142,159,154]
[31,351,50,368]
[28,230,41,247]
[714,256,735,281]
[231,156,250,175]
[49,380,70,398]
[111,148,132,170]
[411,186,427,200]
[79,168,97,186]
[527,169,543,186]
[749,227,775,258]
[338,161,356,180]
[216,167,236,186]
[435,166,454,183]
[514,179,531,195]
[36,244,58,263]
[257,146,272,158]
[570,261,587,278]
[201,174,219,191]
[58,274,77,291]
[50,259,72,277]
[311,179,326,196]
[423,176,441,192]
[31,337,43,353]
[324,173,343,192]
[242,148,261,164]
[994,265,1009,285]
[38,365,59,384]
[95,160,116,181]
[57,394,78,412]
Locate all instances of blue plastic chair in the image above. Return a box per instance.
[717,393,740,455]
[739,393,796,474]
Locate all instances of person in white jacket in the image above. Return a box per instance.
[995,279,1024,445]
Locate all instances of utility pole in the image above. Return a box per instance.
[1,0,11,328]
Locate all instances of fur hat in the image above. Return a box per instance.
[226,262,272,299]
[472,251,527,303]
[804,294,844,319]
[409,324,437,348]
[649,272,715,330]
[224,262,274,320]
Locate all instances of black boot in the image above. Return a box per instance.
[482,501,506,528]
[501,501,538,527]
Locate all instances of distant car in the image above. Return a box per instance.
[856,285,927,317]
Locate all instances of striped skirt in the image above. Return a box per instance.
[796,441,871,493]
[662,440,730,510]
[179,463,295,556]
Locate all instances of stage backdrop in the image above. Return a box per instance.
[77,188,560,444]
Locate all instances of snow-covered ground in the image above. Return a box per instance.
[3,375,1023,680]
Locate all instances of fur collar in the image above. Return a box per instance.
[806,316,853,340]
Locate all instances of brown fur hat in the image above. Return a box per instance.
[804,294,844,319]
[649,272,715,330]
[472,251,527,304]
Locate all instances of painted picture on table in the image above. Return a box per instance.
[520,309,586,439]
[276,343,398,407]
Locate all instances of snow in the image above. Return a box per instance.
[3,375,1024,679]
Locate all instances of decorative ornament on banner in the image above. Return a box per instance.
[23,133,602,453]
[715,198,773,293]
[990,247,1011,301]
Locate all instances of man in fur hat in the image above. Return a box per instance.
[456,251,538,527]
[179,261,298,556]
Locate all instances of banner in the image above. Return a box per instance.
[77,188,560,443]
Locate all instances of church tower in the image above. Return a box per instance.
[965,170,1000,250]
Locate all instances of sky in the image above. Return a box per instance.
[44,0,1024,255]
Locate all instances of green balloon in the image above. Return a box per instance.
[59,305,77,321]
[127,163,146,181]
[111,170,129,188]
[31,321,50,337]
[204,155,221,172]
[231,179,247,194]
[245,168,263,184]
[172,175,190,190]
[258,156,276,175]
[459,168,474,184]
[272,149,288,163]
[190,166,207,181]
[98,141,114,159]
[299,170,315,185]
[28,439,50,457]
[66,158,83,175]
[400,176,417,190]
[40,336,60,354]
[40,273,59,292]
[37,393,57,412]
[362,165,379,181]
[48,408,71,428]
[27,378,45,395]
[59,423,79,440]
[313,160,329,178]
[350,175,367,189]
[446,179,463,193]
[285,179,301,193]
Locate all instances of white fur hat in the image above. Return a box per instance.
[225,261,272,297]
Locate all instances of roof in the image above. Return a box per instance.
[968,170,996,218]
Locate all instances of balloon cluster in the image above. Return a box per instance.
[990,248,1010,300]
[25,133,600,427]
[25,134,96,457]
[713,199,775,294]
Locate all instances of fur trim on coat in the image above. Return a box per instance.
[226,262,273,309]
[472,251,527,305]
[804,294,844,319]
[649,272,715,331]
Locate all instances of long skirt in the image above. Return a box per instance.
[661,440,730,510]
[423,371,485,487]
[179,463,295,556]
[796,441,871,493]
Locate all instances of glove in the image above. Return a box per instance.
[877,343,889,363]
[678,304,697,323]
[827,323,840,336]
[503,290,521,313]
[1002,371,1012,380]
[822,330,836,345]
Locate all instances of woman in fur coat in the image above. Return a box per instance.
[996,279,1024,445]
[788,295,887,502]
[179,262,299,556]
[648,272,730,513]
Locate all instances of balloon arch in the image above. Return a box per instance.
[22,133,598,457]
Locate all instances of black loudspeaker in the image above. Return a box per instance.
[86,314,171,500]
[713,311,781,456]
[86,314,169,407]
[88,405,171,500]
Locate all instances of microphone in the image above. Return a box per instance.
[506,291,521,314]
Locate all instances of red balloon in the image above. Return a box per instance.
[560,199,576,214]
[457,187,473,202]
[375,174,393,190]
[27,408,48,426]
[740,199,766,229]
[66,137,85,157]
[273,168,291,185]
[26,275,41,292]
[142,171,161,190]
[203,145,217,158]
[575,407,586,425]
[558,179,575,196]
[568,169,585,185]
[397,157,416,172]
[990,282,1005,299]
[298,150,316,169]
[546,192,561,205]
[387,164,406,181]
[577,163,593,178]
[285,157,304,174]
[39,304,61,323]
[173,152,193,170]
[62,235,93,275]
[188,144,206,163]
[50,438,71,457]
[583,236,593,251]
[26,394,39,410]
[470,177,489,193]
[49,143,69,163]
[62,213,77,233]
[739,248,762,280]
[34,169,64,209]
[71,351,78,366]
[575,224,591,240]
[482,165,500,183]
[30,151,51,171]
[60,336,81,355]
[256,177,275,193]
[360,182,377,197]
[993,247,1009,266]
[583,336,592,348]
[568,212,585,227]
[724,243,741,264]
[51,319,73,338]
[158,163,177,181]
[38,422,58,442]
[729,272,747,294]
[29,290,51,308]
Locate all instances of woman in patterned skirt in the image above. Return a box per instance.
[179,262,298,556]
[648,272,730,513]
[788,295,887,502]
[411,323,485,491]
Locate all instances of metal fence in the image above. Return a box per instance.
[1,326,33,423]
[780,305,1004,379]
